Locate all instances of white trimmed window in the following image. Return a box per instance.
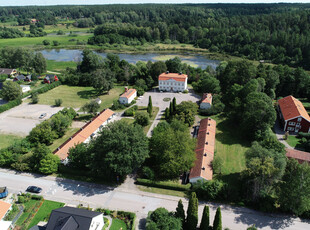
[287,127,294,131]
[289,122,296,126]
[298,117,302,122]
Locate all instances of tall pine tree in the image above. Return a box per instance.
[147,96,153,117]
[169,101,173,119]
[213,207,222,230]
[200,205,210,230]
[172,97,177,115]
[165,107,170,120]
[175,199,185,225]
[186,192,198,230]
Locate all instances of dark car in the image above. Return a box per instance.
[26,186,42,194]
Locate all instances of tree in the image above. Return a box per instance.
[68,143,89,170]
[81,100,100,115]
[164,108,170,120]
[55,99,63,107]
[146,207,182,230]
[213,207,222,230]
[165,57,182,73]
[90,120,149,180]
[134,112,150,127]
[32,52,46,74]
[212,155,224,175]
[31,92,39,104]
[147,96,153,117]
[31,144,52,170]
[192,74,221,94]
[1,81,22,101]
[175,200,185,224]
[174,101,198,127]
[79,49,103,73]
[149,120,196,179]
[150,61,167,83]
[200,205,210,230]
[42,39,50,45]
[53,40,59,46]
[39,154,60,174]
[172,97,176,114]
[92,68,115,94]
[279,159,310,216]
[49,113,71,138]
[186,192,198,230]
[28,121,57,146]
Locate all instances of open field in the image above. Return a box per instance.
[46,60,77,72]
[30,85,124,109]
[0,134,23,149]
[28,200,65,229]
[209,114,250,175]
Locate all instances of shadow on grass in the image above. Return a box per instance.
[74,114,93,122]
[77,89,98,99]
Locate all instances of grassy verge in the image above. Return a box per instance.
[48,127,80,152]
[110,218,128,230]
[137,185,187,198]
[208,114,250,175]
[28,200,65,229]
[0,134,23,149]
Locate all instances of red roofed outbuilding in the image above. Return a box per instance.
[278,96,310,133]
[200,93,212,109]
[158,71,188,92]
[286,148,310,164]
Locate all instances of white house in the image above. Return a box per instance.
[119,88,137,104]
[54,109,115,164]
[200,93,212,109]
[43,206,104,230]
[20,85,31,93]
[158,72,188,92]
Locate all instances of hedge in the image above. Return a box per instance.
[23,81,61,98]
[0,97,22,113]
[135,178,191,192]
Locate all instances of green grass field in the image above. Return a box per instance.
[30,85,123,109]
[28,200,65,229]
[209,114,250,175]
[287,135,301,148]
[46,60,77,72]
[0,134,23,149]
[110,218,127,230]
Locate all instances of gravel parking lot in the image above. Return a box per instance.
[0,103,64,136]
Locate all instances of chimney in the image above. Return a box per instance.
[202,167,205,170]
[166,71,169,74]
[125,87,128,92]
[179,72,182,75]
[204,153,207,157]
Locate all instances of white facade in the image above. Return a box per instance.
[89,214,104,230]
[20,85,31,93]
[158,78,187,92]
[119,90,137,104]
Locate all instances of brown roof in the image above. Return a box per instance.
[189,118,216,181]
[158,72,187,82]
[202,93,212,104]
[286,148,310,163]
[54,109,115,160]
[0,200,11,221]
[278,96,310,122]
[0,68,16,75]
[120,88,136,99]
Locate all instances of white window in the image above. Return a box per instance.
[289,122,296,126]
[287,127,294,131]
[298,117,302,122]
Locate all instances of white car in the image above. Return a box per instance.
[39,113,47,119]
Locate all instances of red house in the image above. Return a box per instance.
[44,74,59,84]
[278,96,310,133]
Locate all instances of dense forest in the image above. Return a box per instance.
[1,4,310,69]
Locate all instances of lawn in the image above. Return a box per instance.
[28,200,65,229]
[110,218,127,230]
[33,85,123,109]
[0,134,23,149]
[287,135,301,148]
[46,60,77,72]
[209,114,250,175]
[137,185,187,198]
[48,127,80,152]
[15,199,40,226]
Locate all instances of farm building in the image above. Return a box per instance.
[189,118,216,183]
[119,88,137,104]
[53,109,115,164]
[278,96,310,133]
[200,93,212,109]
[44,74,59,84]
[158,72,188,92]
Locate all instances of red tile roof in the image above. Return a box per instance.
[286,148,310,163]
[0,200,11,221]
[189,118,216,181]
[158,73,187,82]
[54,109,114,160]
[202,93,212,104]
[120,88,136,99]
[278,96,310,122]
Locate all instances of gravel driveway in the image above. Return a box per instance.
[0,103,64,136]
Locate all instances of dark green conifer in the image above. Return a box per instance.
[200,205,210,230]
[213,207,222,230]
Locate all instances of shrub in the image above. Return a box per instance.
[141,166,155,180]
[134,112,150,126]
[42,40,50,45]
[55,99,63,107]
[183,89,189,94]
[53,40,59,46]
[31,194,43,200]
[31,92,39,104]
[124,106,138,116]
[18,196,25,203]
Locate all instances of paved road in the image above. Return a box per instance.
[0,169,309,230]
[274,119,293,149]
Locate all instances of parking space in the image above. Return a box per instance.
[0,103,64,136]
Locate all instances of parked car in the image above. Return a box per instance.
[0,187,8,198]
[39,113,47,119]
[26,186,42,194]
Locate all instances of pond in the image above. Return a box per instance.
[40,49,220,69]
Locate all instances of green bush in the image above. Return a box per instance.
[0,98,22,114]
[135,178,191,192]
[31,194,43,200]
[124,105,138,116]
[18,196,25,203]
[55,99,63,107]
